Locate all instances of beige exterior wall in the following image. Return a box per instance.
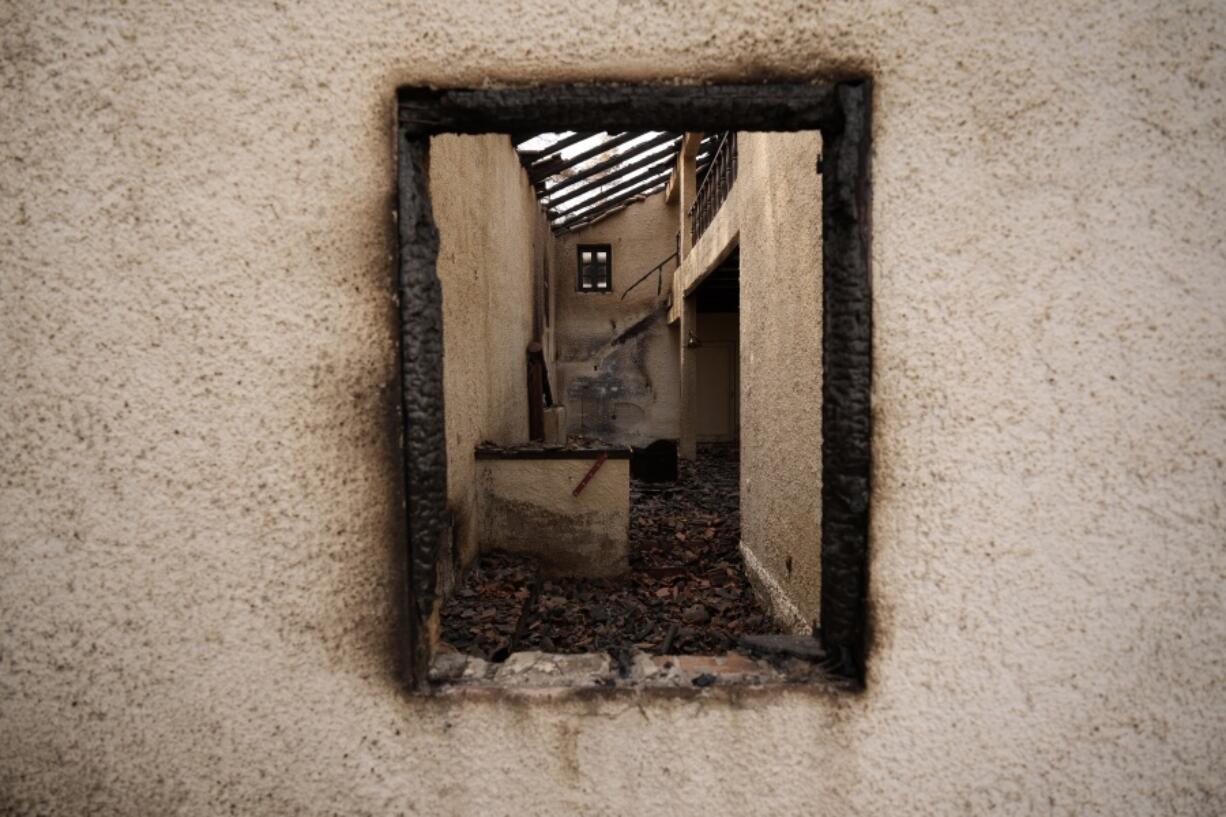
[553,193,681,446]
[2,3,1224,816]
[674,132,824,630]
[430,134,549,578]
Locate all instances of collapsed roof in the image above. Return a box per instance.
[515,131,718,234]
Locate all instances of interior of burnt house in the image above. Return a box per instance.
[428,127,834,686]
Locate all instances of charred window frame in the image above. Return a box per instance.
[395,82,873,691]
[577,244,612,292]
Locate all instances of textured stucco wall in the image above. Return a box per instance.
[732,132,823,632]
[430,134,545,575]
[554,193,681,446]
[2,2,1224,816]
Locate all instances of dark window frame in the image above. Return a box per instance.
[576,243,613,292]
[394,82,873,691]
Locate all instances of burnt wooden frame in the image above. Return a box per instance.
[395,82,873,690]
[576,243,613,292]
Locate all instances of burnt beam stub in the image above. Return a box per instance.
[818,80,873,685]
[394,81,871,691]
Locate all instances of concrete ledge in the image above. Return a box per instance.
[475,442,630,460]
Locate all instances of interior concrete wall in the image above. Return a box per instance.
[2,3,1223,816]
[734,133,824,630]
[674,132,824,630]
[429,134,546,578]
[478,456,630,577]
[553,193,680,446]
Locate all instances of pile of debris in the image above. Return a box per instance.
[441,444,779,658]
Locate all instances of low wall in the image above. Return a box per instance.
[476,447,631,577]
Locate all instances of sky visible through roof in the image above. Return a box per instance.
[517,131,691,231]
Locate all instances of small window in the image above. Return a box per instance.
[577,244,612,292]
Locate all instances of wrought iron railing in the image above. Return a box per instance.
[619,249,679,301]
[688,132,737,245]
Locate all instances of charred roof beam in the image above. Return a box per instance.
[522,130,599,161]
[543,144,678,210]
[553,173,671,232]
[548,165,672,221]
[528,131,648,183]
[544,132,679,198]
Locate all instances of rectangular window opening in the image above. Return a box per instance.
[395,83,872,694]
[577,244,613,292]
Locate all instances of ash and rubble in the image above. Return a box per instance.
[438,444,830,686]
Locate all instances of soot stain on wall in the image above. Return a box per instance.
[567,309,664,440]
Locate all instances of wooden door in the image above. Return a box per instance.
[695,342,738,441]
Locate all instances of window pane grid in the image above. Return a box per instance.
[577,244,612,292]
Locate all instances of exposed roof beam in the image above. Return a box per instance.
[545,133,679,198]
[551,147,715,220]
[545,147,680,211]
[543,140,684,210]
[547,165,673,220]
[663,132,708,204]
[549,149,710,221]
[519,131,599,162]
[528,131,641,183]
[552,172,670,231]
[555,182,669,234]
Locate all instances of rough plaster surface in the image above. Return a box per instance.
[737,132,825,627]
[554,194,681,446]
[477,457,630,576]
[2,2,1224,816]
[430,134,546,574]
[675,131,826,626]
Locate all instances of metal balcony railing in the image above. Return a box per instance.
[688,131,737,245]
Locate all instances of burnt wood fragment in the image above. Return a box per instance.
[737,633,826,661]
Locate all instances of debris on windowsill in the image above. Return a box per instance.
[426,648,849,691]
